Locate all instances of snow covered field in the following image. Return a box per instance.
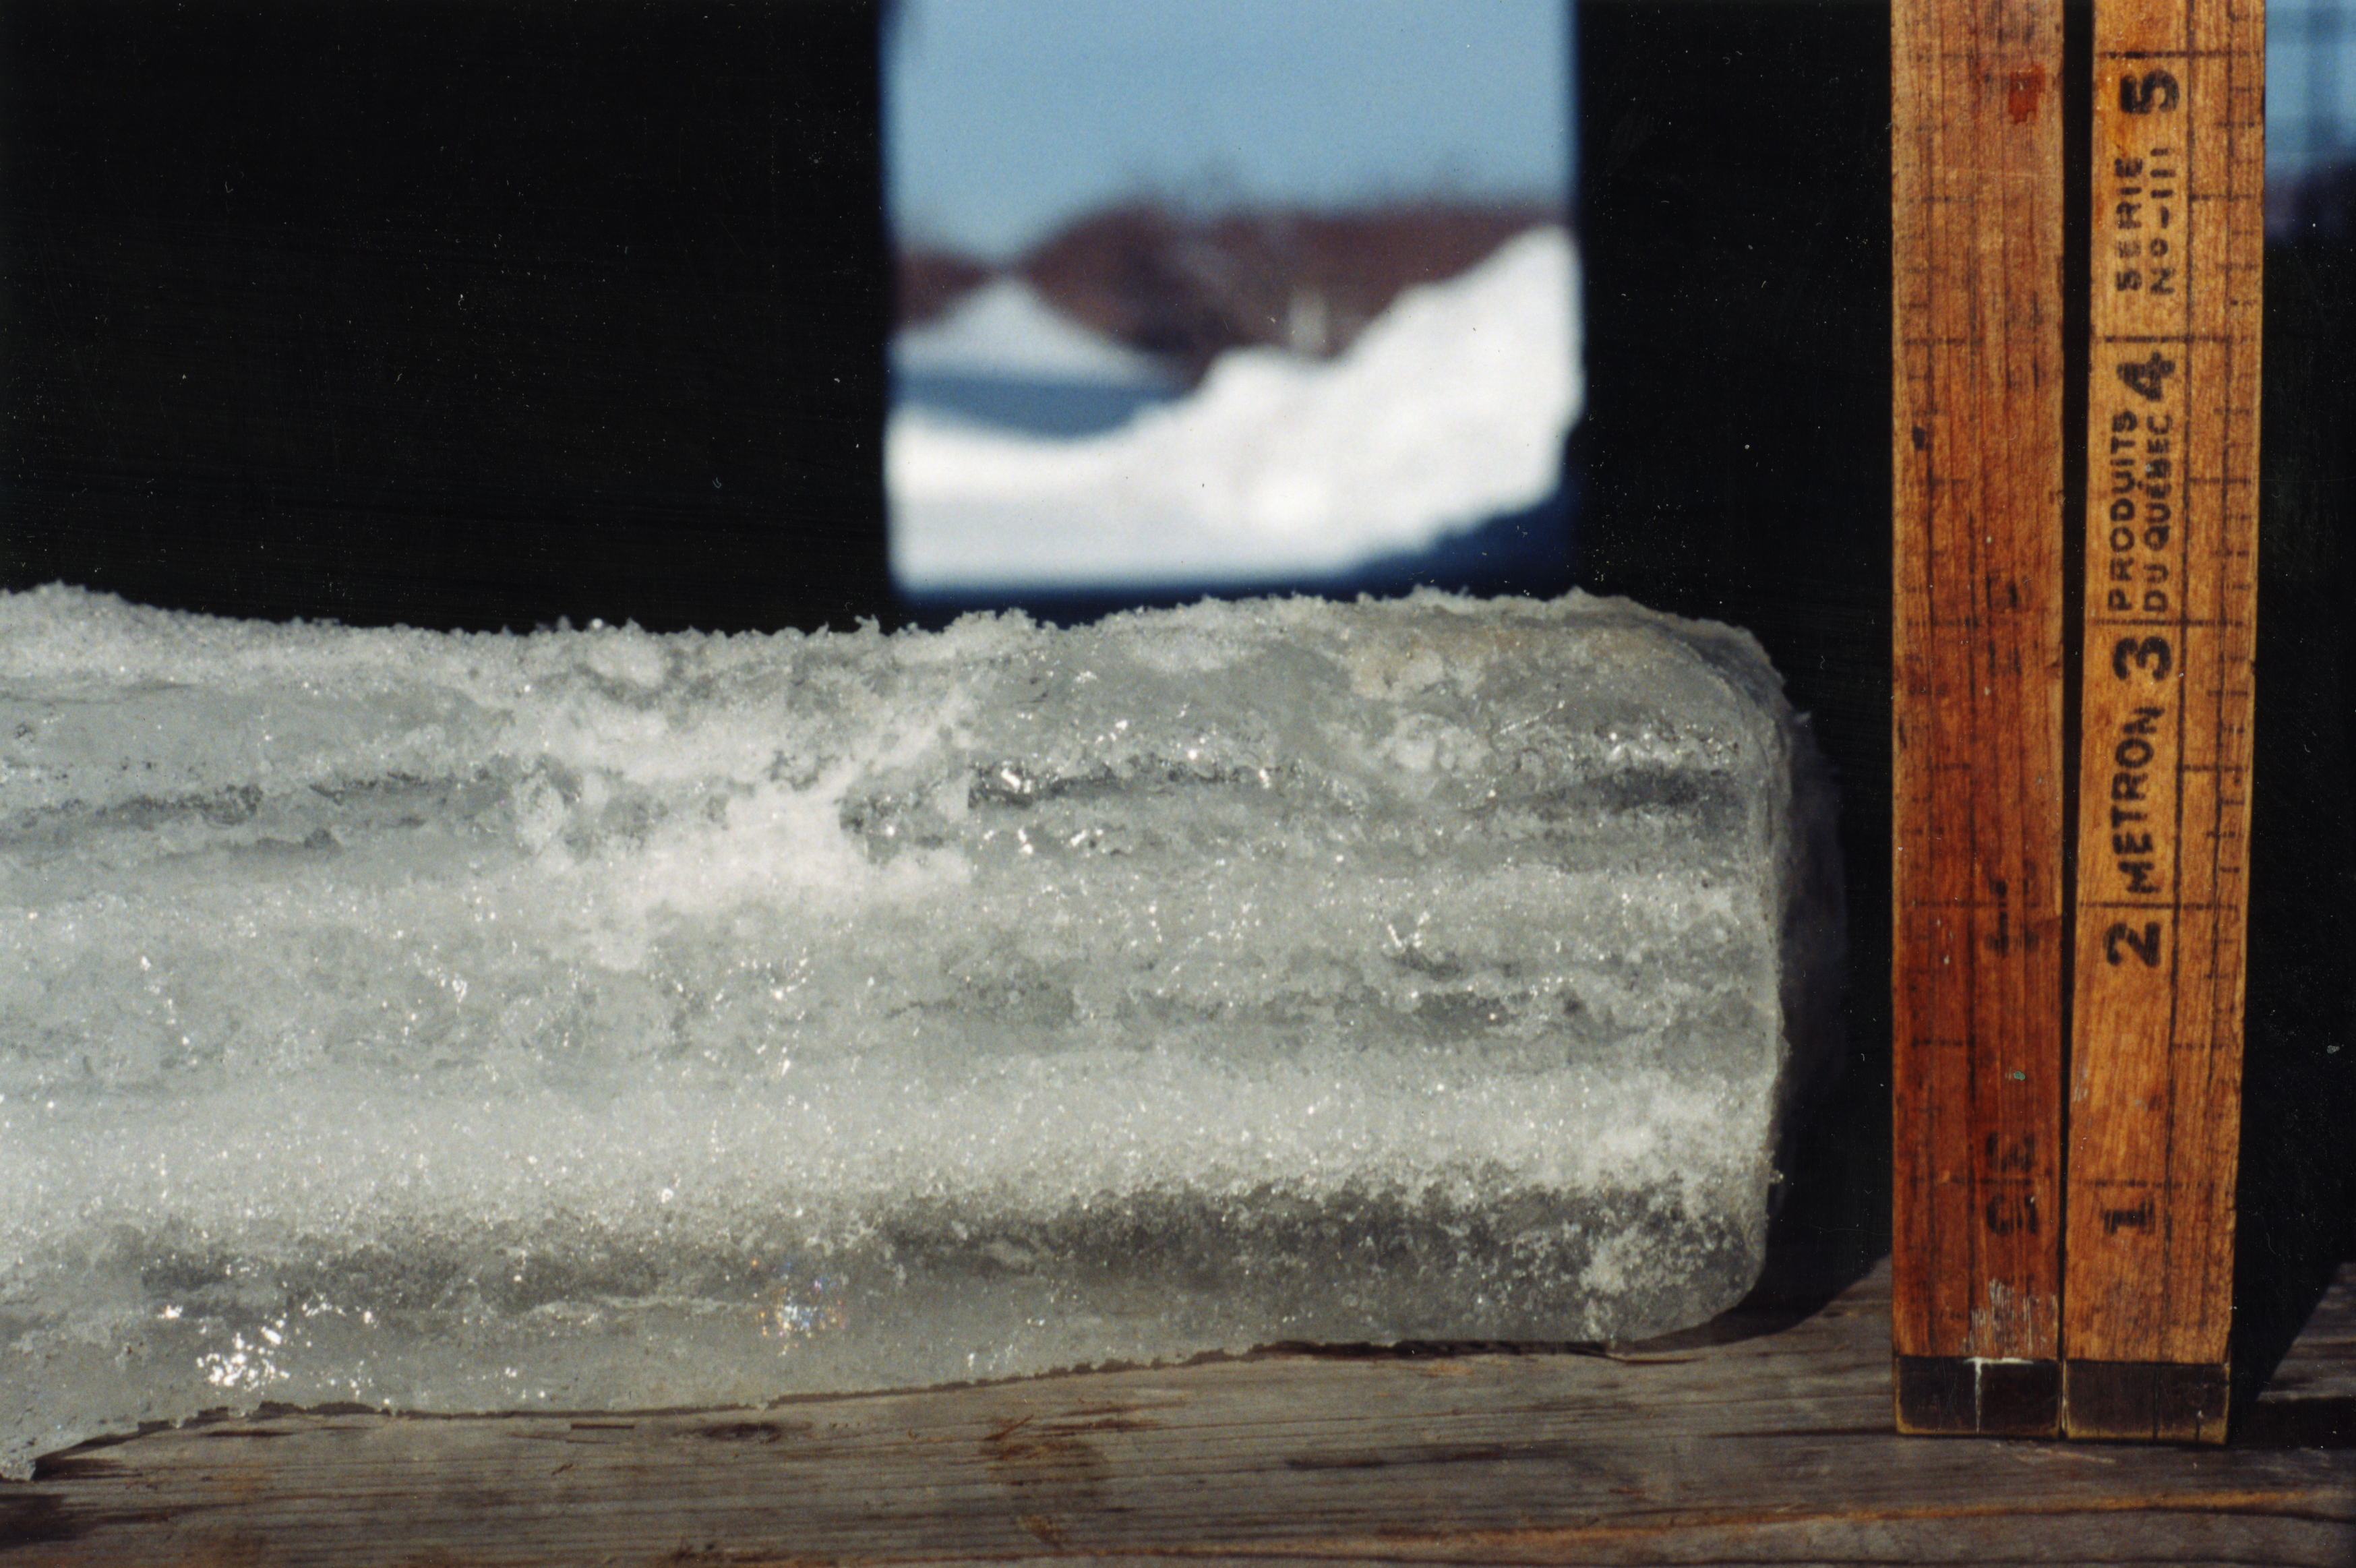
[888,227,1579,595]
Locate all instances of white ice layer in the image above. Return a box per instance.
[0,586,1835,1477]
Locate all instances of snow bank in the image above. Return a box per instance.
[889,226,1580,593]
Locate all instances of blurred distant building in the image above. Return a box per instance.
[893,200,1563,388]
[896,249,996,330]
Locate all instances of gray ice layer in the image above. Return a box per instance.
[0,586,1838,1477]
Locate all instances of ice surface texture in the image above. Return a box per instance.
[0,586,1838,1476]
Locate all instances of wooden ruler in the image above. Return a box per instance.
[2063,0,2264,1443]
[1892,0,2262,1443]
[1892,0,2071,1437]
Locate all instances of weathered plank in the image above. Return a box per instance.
[1890,0,2072,1433]
[4,1261,2349,1566]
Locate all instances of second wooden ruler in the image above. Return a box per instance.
[1892,0,2263,1442]
[2063,0,2264,1442]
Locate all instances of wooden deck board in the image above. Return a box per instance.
[5,1261,2351,1565]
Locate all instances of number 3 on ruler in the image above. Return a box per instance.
[2111,635,2171,682]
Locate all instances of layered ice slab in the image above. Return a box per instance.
[0,586,1837,1476]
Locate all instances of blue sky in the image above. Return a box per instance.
[884,0,1571,262]
[2272,0,2356,176]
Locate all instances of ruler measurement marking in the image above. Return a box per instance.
[2078,1177,2226,1188]
[2192,0,2257,1388]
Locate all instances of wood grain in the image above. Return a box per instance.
[1891,0,2071,1424]
[2064,0,2265,1438]
[3,1261,2351,1566]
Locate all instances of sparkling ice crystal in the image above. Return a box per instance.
[0,586,1838,1476]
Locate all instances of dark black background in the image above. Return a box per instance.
[1,0,891,632]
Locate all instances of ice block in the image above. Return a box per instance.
[0,585,1838,1476]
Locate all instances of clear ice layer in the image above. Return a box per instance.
[0,586,1839,1476]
